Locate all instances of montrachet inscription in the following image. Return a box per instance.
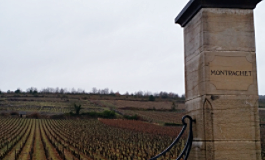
[209,56,253,90]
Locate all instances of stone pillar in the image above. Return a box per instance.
[175,1,262,160]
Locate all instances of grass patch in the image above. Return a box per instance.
[80,110,116,119]
[123,114,140,120]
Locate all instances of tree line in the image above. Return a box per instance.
[0,87,185,99]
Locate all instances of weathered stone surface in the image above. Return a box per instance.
[186,95,260,141]
[184,9,258,100]
[190,141,260,160]
[183,8,261,160]
[205,52,258,95]
[209,56,253,90]
[202,9,255,52]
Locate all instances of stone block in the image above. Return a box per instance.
[189,141,261,160]
[202,9,255,52]
[180,4,261,160]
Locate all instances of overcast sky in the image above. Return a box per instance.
[0,0,265,95]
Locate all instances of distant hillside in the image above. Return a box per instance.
[259,95,265,108]
[260,95,265,99]
[0,92,185,123]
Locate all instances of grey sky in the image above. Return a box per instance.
[0,0,264,95]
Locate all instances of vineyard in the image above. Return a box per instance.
[0,117,186,160]
[1,93,265,159]
[101,100,185,110]
[116,110,185,124]
[0,100,105,115]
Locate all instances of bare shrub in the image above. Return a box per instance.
[10,111,19,116]
[0,112,9,116]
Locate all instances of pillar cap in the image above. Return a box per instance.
[175,0,262,27]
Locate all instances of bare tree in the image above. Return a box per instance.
[26,87,38,94]
[110,90,115,95]
[103,88,109,94]
[77,88,85,94]
[160,91,168,99]
[69,103,83,115]
[100,89,105,94]
[92,87,97,94]
[135,91,143,97]
[71,88,76,94]
[59,88,65,94]
[144,91,152,97]
[153,92,159,97]
[74,103,82,115]
[42,87,55,93]
[55,87,60,93]
[181,94,185,99]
